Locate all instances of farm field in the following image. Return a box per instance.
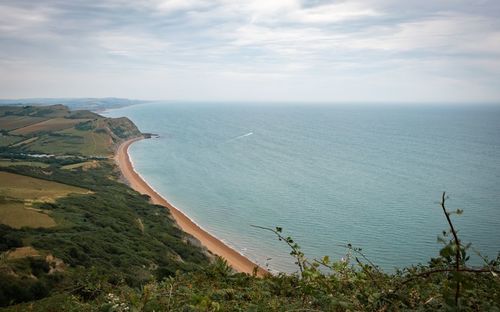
[0,171,89,203]
[24,130,111,156]
[0,159,50,168]
[10,118,89,135]
[57,128,112,156]
[61,160,99,170]
[10,136,39,147]
[21,133,85,155]
[0,201,56,229]
[0,115,48,131]
[0,171,90,228]
[0,134,23,147]
[1,105,139,158]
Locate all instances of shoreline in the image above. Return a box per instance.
[115,137,268,276]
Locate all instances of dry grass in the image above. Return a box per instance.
[0,201,56,229]
[0,172,89,202]
[10,118,89,135]
[0,159,50,168]
[5,246,40,259]
[0,116,48,131]
[10,136,39,147]
[57,128,112,156]
[0,172,90,228]
[24,128,112,157]
[61,160,100,170]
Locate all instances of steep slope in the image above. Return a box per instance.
[0,105,208,307]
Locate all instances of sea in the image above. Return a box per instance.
[104,102,500,273]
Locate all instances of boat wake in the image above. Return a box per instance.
[226,132,253,143]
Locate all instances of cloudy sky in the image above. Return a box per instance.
[1,0,499,103]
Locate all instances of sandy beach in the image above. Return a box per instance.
[115,137,268,276]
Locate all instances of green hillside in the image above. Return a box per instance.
[0,105,141,157]
[0,105,208,308]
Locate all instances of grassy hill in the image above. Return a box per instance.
[0,105,208,308]
[0,105,141,157]
[1,105,499,311]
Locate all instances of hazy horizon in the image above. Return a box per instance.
[1,98,500,107]
[1,1,499,103]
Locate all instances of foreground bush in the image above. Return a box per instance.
[4,193,499,311]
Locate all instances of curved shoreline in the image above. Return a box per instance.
[115,137,268,276]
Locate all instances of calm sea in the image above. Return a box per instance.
[105,103,500,272]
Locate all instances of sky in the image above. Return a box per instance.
[0,0,499,103]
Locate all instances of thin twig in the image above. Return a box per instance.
[402,267,500,285]
[441,193,461,270]
[471,247,499,277]
[440,192,461,306]
[251,225,304,275]
[354,257,384,289]
[337,243,381,274]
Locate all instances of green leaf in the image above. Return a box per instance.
[440,245,454,258]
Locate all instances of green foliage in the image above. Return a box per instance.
[74,121,94,131]
[0,163,208,307]
[4,194,499,311]
[0,257,64,307]
[0,225,23,252]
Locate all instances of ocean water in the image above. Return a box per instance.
[105,103,500,272]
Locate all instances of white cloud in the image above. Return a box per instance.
[0,0,499,102]
[153,0,212,13]
[0,4,55,35]
[96,32,171,58]
[290,2,380,24]
[345,12,500,54]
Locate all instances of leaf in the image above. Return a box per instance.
[440,245,454,258]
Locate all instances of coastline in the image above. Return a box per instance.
[115,137,268,276]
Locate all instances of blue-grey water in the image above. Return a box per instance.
[105,103,500,273]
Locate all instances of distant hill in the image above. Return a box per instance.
[0,105,142,157]
[0,98,147,112]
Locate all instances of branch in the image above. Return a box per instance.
[440,192,461,269]
[440,192,461,306]
[401,267,500,285]
[251,225,304,275]
[337,243,381,275]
